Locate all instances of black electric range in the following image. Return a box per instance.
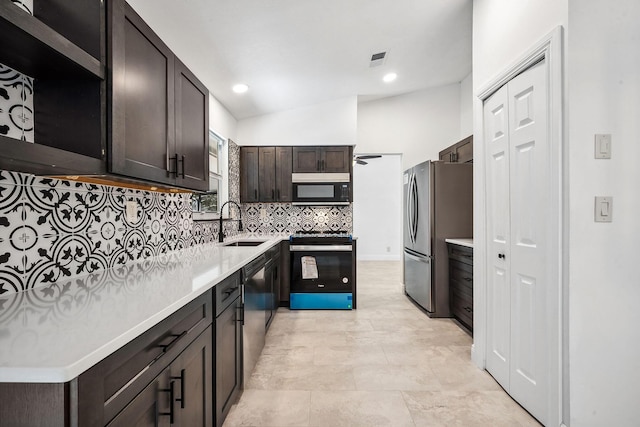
[289,231,356,309]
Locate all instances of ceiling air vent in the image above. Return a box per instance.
[369,51,387,67]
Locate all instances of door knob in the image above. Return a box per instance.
[498,253,506,259]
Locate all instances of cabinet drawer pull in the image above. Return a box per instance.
[169,154,179,177]
[254,189,257,199]
[179,155,185,178]
[277,189,280,200]
[171,369,186,409]
[317,160,320,171]
[159,380,176,424]
[236,305,244,324]
[272,189,275,199]
[158,331,187,353]
[464,277,472,282]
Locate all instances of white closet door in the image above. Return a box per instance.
[507,58,548,422]
[484,59,549,425]
[484,84,511,389]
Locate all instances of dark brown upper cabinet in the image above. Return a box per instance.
[439,135,473,163]
[0,1,106,176]
[292,146,352,173]
[241,146,293,203]
[109,1,209,191]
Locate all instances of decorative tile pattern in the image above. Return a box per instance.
[242,203,353,234]
[0,63,34,142]
[228,139,240,204]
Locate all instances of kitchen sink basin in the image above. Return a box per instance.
[223,240,267,247]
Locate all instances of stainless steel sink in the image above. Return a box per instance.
[223,240,267,247]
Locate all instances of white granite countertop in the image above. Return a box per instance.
[0,234,289,383]
[445,238,473,249]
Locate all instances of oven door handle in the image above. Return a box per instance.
[290,245,352,252]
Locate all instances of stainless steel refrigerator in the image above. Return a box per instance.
[403,160,473,317]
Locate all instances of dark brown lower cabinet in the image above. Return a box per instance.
[448,243,473,333]
[108,326,212,427]
[0,291,213,427]
[215,272,242,427]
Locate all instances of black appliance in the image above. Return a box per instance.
[291,173,351,205]
[289,231,356,309]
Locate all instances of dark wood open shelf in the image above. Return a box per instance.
[0,2,103,79]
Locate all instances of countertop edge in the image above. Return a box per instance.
[445,238,474,249]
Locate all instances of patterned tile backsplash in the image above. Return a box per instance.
[0,166,353,295]
[0,63,34,143]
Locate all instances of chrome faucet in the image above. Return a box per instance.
[218,200,243,242]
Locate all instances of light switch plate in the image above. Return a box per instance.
[126,201,138,222]
[595,134,612,159]
[594,196,613,222]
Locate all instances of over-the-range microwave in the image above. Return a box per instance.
[291,173,351,205]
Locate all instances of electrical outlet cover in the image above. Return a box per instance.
[126,201,138,222]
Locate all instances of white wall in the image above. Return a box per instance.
[353,155,403,261]
[235,97,357,146]
[209,93,238,142]
[473,0,567,90]
[568,1,640,426]
[357,84,461,170]
[459,73,473,139]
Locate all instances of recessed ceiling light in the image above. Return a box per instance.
[383,73,397,83]
[232,83,249,94]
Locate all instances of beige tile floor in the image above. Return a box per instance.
[223,261,541,427]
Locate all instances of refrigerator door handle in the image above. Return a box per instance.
[413,174,419,243]
[404,250,431,263]
[406,173,414,243]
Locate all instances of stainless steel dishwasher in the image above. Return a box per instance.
[241,255,266,386]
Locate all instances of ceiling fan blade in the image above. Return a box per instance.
[356,155,382,160]
[356,159,368,165]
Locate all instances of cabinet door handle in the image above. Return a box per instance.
[236,304,244,324]
[272,189,275,199]
[276,189,280,200]
[159,380,176,424]
[254,189,257,200]
[322,159,325,170]
[464,277,472,282]
[317,160,320,171]
[179,155,185,178]
[171,369,186,409]
[169,154,179,177]
[158,331,187,353]
[498,253,506,259]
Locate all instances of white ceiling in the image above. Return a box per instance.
[127,0,472,120]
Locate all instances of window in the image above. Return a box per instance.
[192,131,227,219]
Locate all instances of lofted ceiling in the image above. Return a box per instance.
[127,0,472,120]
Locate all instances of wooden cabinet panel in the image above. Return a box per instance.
[241,146,293,202]
[275,146,292,201]
[215,297,242,427]
[448,243,473,333]
[107,372,170,427]
[292,146,352,173]
[110,2,174,185]
[322,146,351,172]
[259,147,277,202]
[175,59,209,191]
[292,146,321,172]
[109,1,208,190]
[456,136,473,163]
[438,135,473,163]
[174,327,213,427]
[240,147,259,202]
